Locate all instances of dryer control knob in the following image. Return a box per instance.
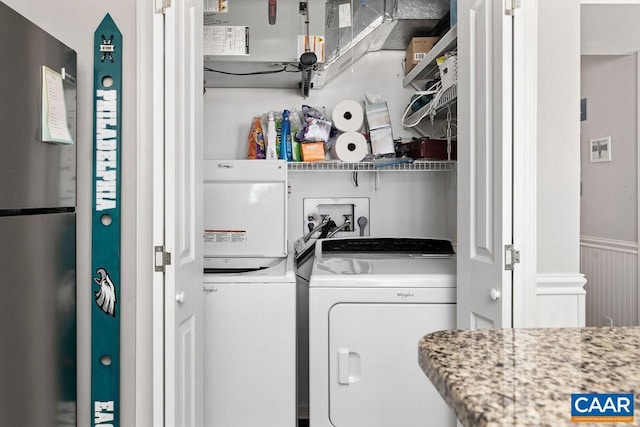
[489,288,501,301]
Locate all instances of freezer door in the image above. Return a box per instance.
[0,2,77,210]
[0,213,76,426]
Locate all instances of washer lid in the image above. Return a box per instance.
[309,256,456,288]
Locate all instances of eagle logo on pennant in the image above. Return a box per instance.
[94,268,117,317]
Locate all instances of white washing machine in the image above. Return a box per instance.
[202,159,296,427]
[308,237,457,427]
[203,253,297,427]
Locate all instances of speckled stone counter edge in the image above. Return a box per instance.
[419,327,640,427]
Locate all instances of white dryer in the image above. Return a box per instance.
[308,237,457,427]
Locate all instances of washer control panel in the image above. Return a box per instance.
[319,237,455,257]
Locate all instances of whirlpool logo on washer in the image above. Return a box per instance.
[396,291,415,299]
[203,286,218,295]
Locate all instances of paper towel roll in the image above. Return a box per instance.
[332,100,364,132]
[331,132,368,162]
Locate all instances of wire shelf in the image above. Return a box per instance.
[438,84,457,109]
[404,85,457,126]
[287,160,456,172]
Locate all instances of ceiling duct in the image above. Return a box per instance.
[203,0,450,94]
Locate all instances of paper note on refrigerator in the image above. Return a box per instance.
[41,65,73,144]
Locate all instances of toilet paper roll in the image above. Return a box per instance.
[331,132,368,162]
[332,100,365,132]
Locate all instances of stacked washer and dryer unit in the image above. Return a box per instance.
[202,160,458,427]
[308,237,458,427]
[202,160,297,427]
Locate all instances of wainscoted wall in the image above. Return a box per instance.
[580,236,638,327]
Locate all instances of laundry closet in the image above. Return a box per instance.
[152,0,585,426]
[201,0,458,425]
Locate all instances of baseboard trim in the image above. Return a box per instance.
[537,274,587,295]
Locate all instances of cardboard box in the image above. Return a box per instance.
[405,37,439,74]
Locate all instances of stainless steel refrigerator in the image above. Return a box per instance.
[0,2,77,426]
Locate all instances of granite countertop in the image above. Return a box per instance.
[419,327,640,427]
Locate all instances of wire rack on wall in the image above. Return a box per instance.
[404,85,458,126]
[287,160,456,172]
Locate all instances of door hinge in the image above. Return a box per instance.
[505,0,520,15]
[504,244,520,271]
[155,246,172,272]
[155,0,171,14]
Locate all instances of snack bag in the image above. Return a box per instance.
[247,116,266,159]
[296,105,332,142]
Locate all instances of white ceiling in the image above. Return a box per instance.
[581,4,640,54]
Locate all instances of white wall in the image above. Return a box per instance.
[536,0,582,276]
[1,1,137,426]
[535,0,586,325]
[580,55,637,241]
[581,4,640,55]
[579,4,640,328]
